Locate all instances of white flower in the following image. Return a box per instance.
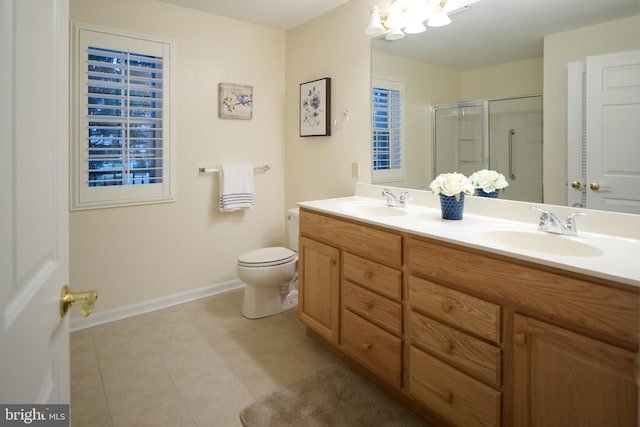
[429,172,475,201]
[469,169,509,192]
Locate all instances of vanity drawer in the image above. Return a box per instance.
[343,252,402,301]
[409,346,501,427]
[343,281,402,336]
[300,209,403,267]
[408,310,501,387]
[341,309,402,388]
[409,275,501,344]
[408,235,639,349]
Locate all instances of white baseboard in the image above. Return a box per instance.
[70,279,245,332]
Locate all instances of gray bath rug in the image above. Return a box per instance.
[239,364,429,427]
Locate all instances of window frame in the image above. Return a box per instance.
[371,76,406,183]
[71,23,176,210]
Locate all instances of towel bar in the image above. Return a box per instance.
[199,165,270,174]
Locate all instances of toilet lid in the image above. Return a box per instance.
[238,247,297,267]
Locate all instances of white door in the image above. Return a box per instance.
[0,0,71,404]
[586,49,640,213]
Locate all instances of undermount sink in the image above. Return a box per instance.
[481,229,604,257]
[339,202,408,217]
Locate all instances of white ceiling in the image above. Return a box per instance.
[155,0,351,30]
[157,0,640,69]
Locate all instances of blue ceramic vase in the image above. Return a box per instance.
[439,193,465,220]
[475,189,500,198]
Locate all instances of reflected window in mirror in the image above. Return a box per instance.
[372,77,405,183]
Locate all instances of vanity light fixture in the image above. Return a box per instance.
[365,0,479,40]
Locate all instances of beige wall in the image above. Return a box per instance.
[460,57,543,101]
[543,14,640,205]
[284,0,374,209]
[70,0,286,314]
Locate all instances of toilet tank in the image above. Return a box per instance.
[287,207,300,251]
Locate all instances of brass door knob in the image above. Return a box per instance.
[590,182,600,191]
[571,181,582,189]
[60,285,98,318]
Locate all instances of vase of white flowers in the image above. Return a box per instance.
[469,169,509,198]
[429,172,475,220]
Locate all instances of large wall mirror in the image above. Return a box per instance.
[370,0,640,213]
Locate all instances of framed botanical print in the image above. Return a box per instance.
[300,77,331,136]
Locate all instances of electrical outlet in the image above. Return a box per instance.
[351,161,360,178]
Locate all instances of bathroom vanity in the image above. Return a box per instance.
[297,184,640,427]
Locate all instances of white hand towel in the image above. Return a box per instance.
[219,164,255,212]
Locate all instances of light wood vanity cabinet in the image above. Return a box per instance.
[298,236,340,343]
[341,252,403,388]
[408,234,639,427]
[298,209,404,389]
[407,275,503,426]
[298,207,639,427]
[512,314,637,427]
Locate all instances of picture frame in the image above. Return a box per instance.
[300,77,331,137]
[219,83,253,120]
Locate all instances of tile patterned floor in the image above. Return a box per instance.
[70,289,339,426]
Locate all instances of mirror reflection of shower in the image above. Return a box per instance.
[432,95,543,203]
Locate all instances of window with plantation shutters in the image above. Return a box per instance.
[72,24,175,209]
[372,77,405,183]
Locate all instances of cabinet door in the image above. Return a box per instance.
[513,314,637,427]
[298,236,340,343]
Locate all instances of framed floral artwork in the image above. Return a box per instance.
[300,77,331,137]
[219,83,253,120]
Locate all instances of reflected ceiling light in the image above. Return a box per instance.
[428,2,452,27]
[365,0,479,41]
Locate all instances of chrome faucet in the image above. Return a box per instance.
[382,189,411,207]
[530,206,586,236]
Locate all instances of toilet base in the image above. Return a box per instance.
[241,283,298,319]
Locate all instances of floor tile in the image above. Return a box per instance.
[70,289,341,426]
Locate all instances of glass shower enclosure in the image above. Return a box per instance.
[432,95,543,203]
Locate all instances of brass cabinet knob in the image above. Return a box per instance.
[441,301,453,313]
[590,182,600,191]
[441,341,453,354]
[513,333,527,346]
[60,285,98,318]
[571,181,582,189]
[441,391,453,404]
[360,342,372,350]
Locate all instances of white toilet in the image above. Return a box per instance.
[237,208,300,319]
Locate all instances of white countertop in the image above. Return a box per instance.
[297,184,640,288]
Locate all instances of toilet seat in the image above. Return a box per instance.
[238,247,297,268]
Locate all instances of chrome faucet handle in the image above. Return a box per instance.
[530,206,551,225]
[563,212,587,236]
[530,206,563,233]
[382,189,398,207]
[398,191,412,206]
[382,189,411,207]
